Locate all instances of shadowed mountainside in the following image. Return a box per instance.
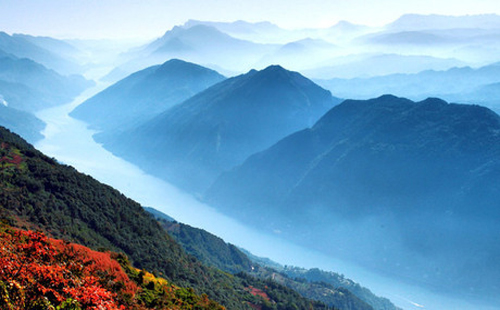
[99,65,341,193]
[206,95,500,303]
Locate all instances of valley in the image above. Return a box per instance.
[33,75,492,310]
[0,5,499,310]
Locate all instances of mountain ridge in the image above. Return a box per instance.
[99,65,340,193]
[71,59,225,131]
[206,95,500,302]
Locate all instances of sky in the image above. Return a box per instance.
[0,0,500,39]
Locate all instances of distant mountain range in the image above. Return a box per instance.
[0,32,83,75]
[98,65,341,193]
[101,14,500,83]
[316,62,500,112]
[0,40,92,142]
[71,59,225,131]
[206,95,500,302]
[303,53,465,79]
[0,54,92,112]
[107,24,276,81]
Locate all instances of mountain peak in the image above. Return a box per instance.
[261,64,287,73]
[418,97,448,106]
[101,64,339,193]
[157,58,213,72]
[71,60,225,131]
[254,65,301,81]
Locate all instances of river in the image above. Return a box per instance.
[34,83,494,310]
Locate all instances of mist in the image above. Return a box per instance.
[0,8,498,310]
[32,81,496,310]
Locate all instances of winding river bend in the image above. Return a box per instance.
[34,83,492,310]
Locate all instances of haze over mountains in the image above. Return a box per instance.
[0,33,93,143]
[99,64,340,192]
[206,95,500,301]
[1,11,500,310]
[317,62,500,112]
[71,59,225,131]
[0,31,84,75]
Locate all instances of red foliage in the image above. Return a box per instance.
[51,239,138,296]
[0,227,129,309]
[246,286,271,301]
[0,143,24,168]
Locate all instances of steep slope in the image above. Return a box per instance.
[0,54,92,112]
[206,95,500,302]
[0,224,225,310]
[279,268,400,310]
[100,65,340,193]
[0,126,333,310]
[147,207,398,310]
[71,59,225,131]
[157,219,254,275]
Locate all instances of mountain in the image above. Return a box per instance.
[0,125,336,310]
[256,38,339,71]
[316,62,500,112]
[13,33,84,63]
[303,53,465,79]
[0,104,45,143]
[147,207,398,310]
[71,59,225,131]
[183,20,285,37]
[0,53,93,112]
[277,267,401,310]
[147,209,254,274]
[206,95,500,303]
[110,24,276,80]
[0,32,82,75]
[460,81,500,111]
[355,15,500,66]
[0,224,225,310]
[182,20,298,44]
[99,65,340,193]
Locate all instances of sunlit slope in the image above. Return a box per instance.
[148,207,400,310]
[0,126,338,310]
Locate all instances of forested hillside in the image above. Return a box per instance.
[148,208,398,310]
[0,224,225,310]
[0,126,334,310]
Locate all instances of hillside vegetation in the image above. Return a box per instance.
[149,208,398,310]
[0,126,334,310]
[0,224,224,310]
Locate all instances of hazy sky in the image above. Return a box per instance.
[1,0,500,39]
